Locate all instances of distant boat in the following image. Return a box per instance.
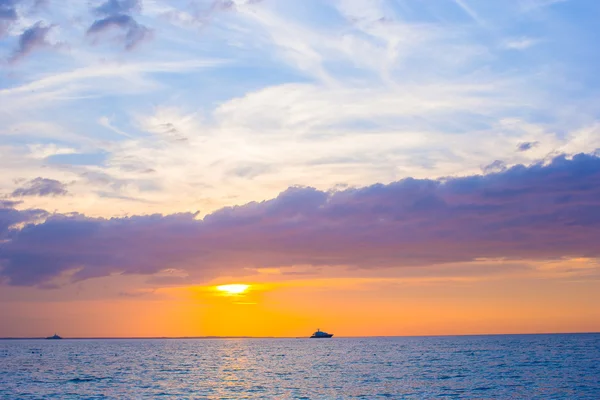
[310,329,333,338]
[45,334,62,340]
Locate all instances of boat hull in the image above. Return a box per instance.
[310,334,333,338]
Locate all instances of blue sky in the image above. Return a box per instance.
[1,0,600,217]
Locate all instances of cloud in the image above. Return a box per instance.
[452,0,484,24]
[209,0,259,12]
[0,0,18,38]
[9,21,54,62]
[11,177,68,197]
[0,59,222,101]
[1,153,600,287]
[134,106,202,142]
[517,141,539,152]
[87,0,151,50]
[503,37,539,50]
[0,204,46,241]
[0,200,21,207]
[482,160,507,173]
[152,0,263,30]
[1,0,599,227]
[93,0,139,16]
[0,0,17,18]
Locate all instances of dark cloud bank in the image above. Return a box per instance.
[1,153,600,287]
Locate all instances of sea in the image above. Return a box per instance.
[0,334,598,399]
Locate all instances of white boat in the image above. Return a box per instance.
[310,329,333,338]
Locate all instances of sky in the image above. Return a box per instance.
[1,0,599,337]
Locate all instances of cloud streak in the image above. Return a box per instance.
[1,153,599,287]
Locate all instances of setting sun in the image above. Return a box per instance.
[216,284,250,295]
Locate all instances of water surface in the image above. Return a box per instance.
[1,334,598,399]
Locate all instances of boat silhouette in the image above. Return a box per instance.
[310,329,333,338]
[45,333,62,340]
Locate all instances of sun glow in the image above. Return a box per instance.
[216,284,250,295]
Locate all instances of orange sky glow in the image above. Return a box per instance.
[2,258,598,338]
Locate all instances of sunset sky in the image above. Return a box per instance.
[1,0,599,337]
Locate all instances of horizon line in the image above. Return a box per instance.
[2,331,599,340]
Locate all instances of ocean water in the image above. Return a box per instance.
[0,334,598,399]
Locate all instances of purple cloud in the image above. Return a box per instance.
[0,203,46,241]
[517,141,539,152]
[87,0,151,50]
[87,14,150,50]
[482,160,507,173]
[9,21,54,62]
[11,178,68,197]
[1,153,600,287]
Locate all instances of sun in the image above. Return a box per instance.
[216,284,250,295]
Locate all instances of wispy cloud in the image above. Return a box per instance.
[452,0,484,24]
[503,37,540,50]
[0,59,224,113]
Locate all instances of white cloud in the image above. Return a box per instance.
[0,0,598,218]
[503,37,540,50]
[27,143,78,159]
[0,59,224,111]
[134,106,205,141]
